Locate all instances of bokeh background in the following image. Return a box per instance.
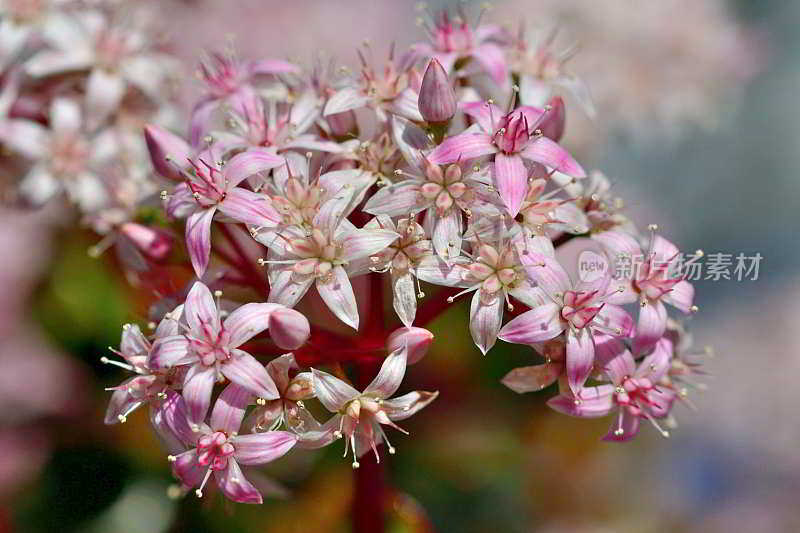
[3,0,799,531]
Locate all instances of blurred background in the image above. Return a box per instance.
[3,0,799,531]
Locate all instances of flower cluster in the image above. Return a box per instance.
[1,3,714,506]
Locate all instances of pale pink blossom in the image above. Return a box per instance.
[499,251,633,393]
[166,383,297,504]
[147,281,310,425]
[311,346,438,467]
[428,99,584,217]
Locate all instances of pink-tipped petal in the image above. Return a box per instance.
[602,411,641,442]
[471,43,509,86]
[183,366,216,425]
[219,188,280,228]
[521,137,585,177]
[636,337,673,383]
[461,100,503,133]
[519,252,572,297]
[364,345,408,399]
[310,368,360,413]
[233,431,297,466]
[316,266,359,330]
[633,299,667,354]
[223,148,284,187]
[248,58,300,75]
[546,385,614,418]
[566,328,595,394]
[414,255,470,287]
[538,96,566,142]
[501,362,562,393]
[386,327,433,365]
[210,383,252,435]
[593,304,634,338]
[184,281,221,339]
[493,152,528,218]
[119,222,171,261]
[214,459,262,504]
[383,390,439,421]
[222,351,280,400]
[363,181,423,217]
[498,303,563,344]
[469,290,504,355]
[268,307,311,350]
[185,208,216,278]
[427,133,497,165]
[600,347,636,386]
[148,335,192,370]
[341,229,400,262]
[224,303,282,348]
[664,280,695,313]
[172,450,204,488]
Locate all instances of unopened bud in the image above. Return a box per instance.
[268,307,311,350]
[418,59,456,124]
[119,222,172,261]
[537,96,566,142]
[386,326,434,365]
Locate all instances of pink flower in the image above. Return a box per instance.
[593,229,696,353]
[364,116,504,261]
[147,282,310,425]
[190,51,298,145]
[407,7,510,86]
[499,250,633,393]
[428,99,585,217]
[548,337,677,441]
[263,193,400,330]
[166,383,297,504]
[153,140,285,277]
[515,175,589,237]
[311,346,438,467]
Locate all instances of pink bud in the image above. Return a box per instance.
[327,110,358,137]
[268,307,311,350]
[144,124,191,181]
[418,59,456,124]
[386,327,434,365]
[538,96,566,142]
[120,222,172,260]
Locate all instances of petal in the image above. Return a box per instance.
[183,366,216,425]
[391,115,431,170]
[636,337,673,383]
[210,383,252,434]
[189,98,217,147]
[521,137,585,177]
[519,252,572,297]
[469,290,504,354]
[104,385,141,425]
[214,459,262,504]
[566,328,595,394]
[218,188,280,227]
[432,207,463,261]
[664,280,694,313]
[0,119,49,159]
[652,235,680,262]
[501,362,562,393]
[363,181,424,217]
[172,450,204,489]
[598,345,636,385]
[593,304,634,338]
[493,153,528,217]
[471,43,508,86]
[546,385,614,418]
[387,87,423,122]
[294,412,341,449]
[316,266,359,330]
[592,230,642,271]
[460,100,503,133]
[265,353,297,393]
[185,208,216,278]
[166,182,197,219]
[222,351,280,400]
[310,368,360,413]
[633,299,667,355]
[248,58,300,76]
[415,255,470,287]
[266,268,313,308]
[223,148,285,187]
[383,390,439,421]
[50,97,81,134]
[427,133,497,165]
[498,303,563,344]
[364,345,408,398]
[324,87,370,115]
[185,281,221,339]
[148,335,193,369]
[391,272,417,328]
[224,303,282,348]
[233,431,297,466]
[602,411,641,442]
[341,229,400,262]
[85,68,125,129]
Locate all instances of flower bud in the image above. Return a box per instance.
[418,59,456,124]
[144,124,191,181]
[120,222,172,260]
[538,96,566,142]
[386,326,434,365]
[268,307,311,350]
